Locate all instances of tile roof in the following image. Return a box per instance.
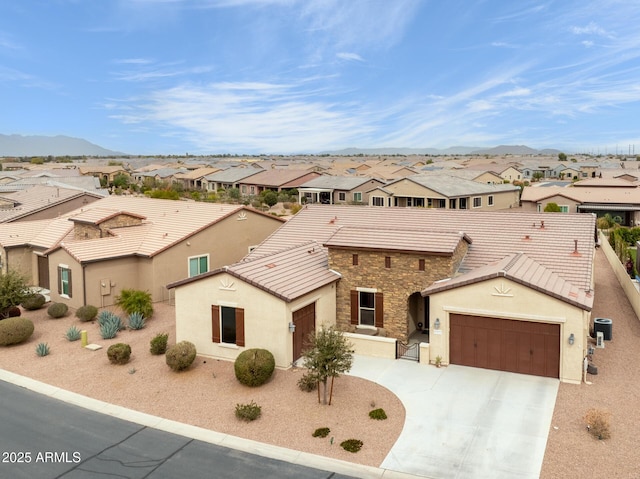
[0,185,105,223]
[203,168,263,183]
[521,185,640,205]
[324,226,471,255]
[0,195,281,263]
[167,241,340,302]
[389,174,519,197]
[52,196,277,262]
[238,169,315,187]
[299,175,378,191]
[249,204,595,291]
[422,252,593,310]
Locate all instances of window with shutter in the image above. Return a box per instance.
[212,304,245,346]
[58,266,72,298]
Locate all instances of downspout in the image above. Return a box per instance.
[82,263,87,307]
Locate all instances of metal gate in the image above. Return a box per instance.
[396,341,419,361]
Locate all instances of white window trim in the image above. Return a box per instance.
[472,197,482,208]
[559,205,570,213]
[353,192,362,202]
[356,287,377,329]
[371,196,385,207]
[488,195,494,207]
[59,264,71,297]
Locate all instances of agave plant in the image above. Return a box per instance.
[128,312,146,330]
[35,342,50,357]
[97,310,116,326]
[100,320,119,340]
[65,325,82,342]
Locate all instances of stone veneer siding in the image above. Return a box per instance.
[73,214,143,240]
[329,240,468,341]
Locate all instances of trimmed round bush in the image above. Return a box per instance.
[21,293,46,311]
[165,341,196,372]
[150,333,169,355]
[0,317,34,346]
[75,305,98,322]
[107,343,132,365]
[47,302,68,319]
[234,348,275,387]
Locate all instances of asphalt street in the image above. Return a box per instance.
[0,380,354,479]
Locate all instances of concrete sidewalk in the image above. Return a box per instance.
[348,356,559,479]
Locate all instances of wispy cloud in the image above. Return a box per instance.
[113,58,155,65]
[111,61,212,82]
[109,80,375,153]
[569,21,610,37]
[336,52,364,62]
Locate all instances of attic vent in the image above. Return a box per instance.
[523,235,531,241]
[571,239,582,257]
[308,247,316,254]
[329,216,338,224]
[540,220,545,229]
[265,263,276,268]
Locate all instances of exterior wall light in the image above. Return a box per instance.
[288,322,296,333]
[568,333,575,345]
[434,318,440,330]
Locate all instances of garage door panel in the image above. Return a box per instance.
[450,314,559,379]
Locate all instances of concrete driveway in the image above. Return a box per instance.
[348,355,559,479]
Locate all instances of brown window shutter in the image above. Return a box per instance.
[235,308,245,347]
[385,256,391,268]
[67,269,72,298]
[352,254,358,266]
[57,266,62,294]
[211,305,220,343]
[374,292,384,328]
[419,259,425,271]
[350,290,358,325]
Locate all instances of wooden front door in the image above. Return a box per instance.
[450,314,560,378]
[293,302,316,362]
[37,255,50,289]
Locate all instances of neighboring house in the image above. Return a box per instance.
[0,185,105,223]
[0,196,285,309]
[366,175,520,209]
[202,168,263,193]
[79,165,129,185]
[131,168,188,185]
[237,169,321,195]
[173,167,220,190]
[520,183,640,225]
[170,205,596,383]
[498,166,523,182]
[297,176,385,204]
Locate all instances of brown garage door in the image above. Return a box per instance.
[450,314,560,378]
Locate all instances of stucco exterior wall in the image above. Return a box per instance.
[174,272,337,368]
[46,249,86,309]
[329,244,466,341]
[3,246,32,279]
[426,277,589,383]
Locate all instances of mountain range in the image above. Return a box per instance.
[0,134,125,157]
[0,134,563,157]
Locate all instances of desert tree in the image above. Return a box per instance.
[301,326,354,405]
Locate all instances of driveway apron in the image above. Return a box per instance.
[348,356,558,479]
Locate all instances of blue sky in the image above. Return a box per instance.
[1,1,640,155]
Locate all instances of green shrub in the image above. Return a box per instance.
[65,325,81,341]
[234,348,275,387]
[127,312,145,330]
[340,439,363,453]
[235,401,262,422]
[107,343,132,365]
[35,342,50,357]
[150,333,169,355]
[165,341,196,371]
[297,372,317,392]
[47,302,68,319]
[75,305,98,322]
[0,317,34,345]
[369,408,387,420]
[312,427,330,438]
[115,289,153,319]
[21,294,46,310]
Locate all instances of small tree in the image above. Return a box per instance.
[301,326,354,405]
[544,202,562,212]
[262,190,278,208]
[558,152,567,161]
[0,269,30,317]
